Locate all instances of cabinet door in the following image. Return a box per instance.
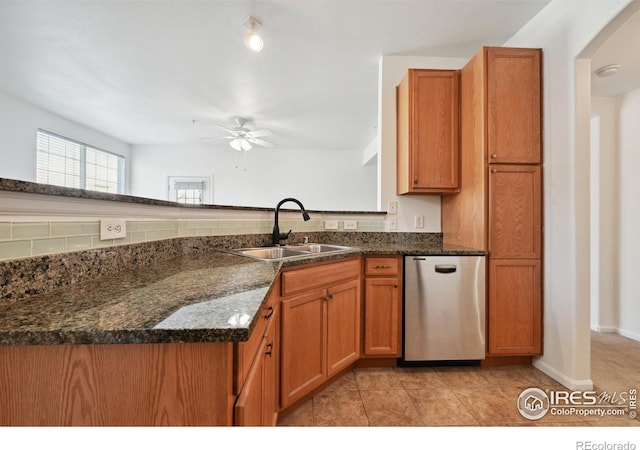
[262,306,279,426]
[364,278,400,356]
[326,279,361,378]
[234,337,265,426]
[486,47,541,164]
[489,165,541,259]
[397,69,460,194]
[488,259,542,355]
[280,290,326,408]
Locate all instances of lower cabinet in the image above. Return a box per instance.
[279,258,361,409]
[488,258,542,355]
[234,293,279,426]
[363,256,402,357]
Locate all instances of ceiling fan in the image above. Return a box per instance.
[194,117,276,151]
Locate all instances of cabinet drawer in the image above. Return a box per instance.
[364,257,400,276]
[235,289,278,393]
[281,258,360,297]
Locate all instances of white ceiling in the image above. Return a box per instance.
[590,6,640,98]
[0,0,554,151]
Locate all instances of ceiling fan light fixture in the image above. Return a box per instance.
[243,16,264,52]
[230,137,252,152]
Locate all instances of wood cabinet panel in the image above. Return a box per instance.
[0,342,234,426]
[364,257,400,276]
[280,258,360,296]
[489,165,542,258]
[262,306,279,426]
[326,279,361,377]
[486,47,541,164]
[364,278,400,356]
[280,290,326,407]
[397,69,460,194]
[234,338,265,426]
[235,288,279,393]
[488,259,542,355]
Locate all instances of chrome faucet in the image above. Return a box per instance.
[272,198,311,246]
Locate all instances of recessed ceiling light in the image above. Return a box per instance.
[594,64,621,78]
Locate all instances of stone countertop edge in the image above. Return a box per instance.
[0,245,486,347]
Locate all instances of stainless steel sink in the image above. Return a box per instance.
[229,243,353,261]
[286,244,352,253]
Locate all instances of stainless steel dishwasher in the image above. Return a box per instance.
[402,255,486,363]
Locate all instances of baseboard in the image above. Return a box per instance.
[532,358,594,391]
[590,325,618,333]
[617,328,640,342]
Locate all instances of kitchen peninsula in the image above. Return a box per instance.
[0,183,484,426]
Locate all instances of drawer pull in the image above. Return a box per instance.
[373,265,392,269]
[265,342,274,357]
[263,306,274,320]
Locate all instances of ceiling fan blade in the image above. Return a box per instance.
[199,135,234,140]
[245,128,272,138]
[247,137,276,148]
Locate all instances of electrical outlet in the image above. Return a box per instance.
[100,219,127,240]
[388,201,398,214]
[344,220,357,230]
[414,214,424,228]
[324,220,339,230]
[388,217,397,230]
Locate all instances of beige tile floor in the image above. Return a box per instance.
[278,332,640,427]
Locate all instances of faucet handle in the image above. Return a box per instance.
[278,229,292,242]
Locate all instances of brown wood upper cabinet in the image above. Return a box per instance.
[486,47,541,164]
[397,69,460,194]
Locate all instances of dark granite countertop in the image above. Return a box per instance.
[0,242,485,347]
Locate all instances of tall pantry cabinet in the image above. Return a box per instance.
[442,47,543,357]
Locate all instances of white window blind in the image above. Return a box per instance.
[168,176,211,205]
[36,130,125,194]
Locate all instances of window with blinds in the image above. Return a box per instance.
[168,176,211,205]
[36,129,125,194]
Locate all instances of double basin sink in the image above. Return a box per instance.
[229,243,354,261]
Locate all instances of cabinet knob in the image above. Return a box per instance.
[393,284,398,288]
[491,153,497,159]
[325,294,334,301]
[491,168,498,173]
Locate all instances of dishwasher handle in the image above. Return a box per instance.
[434,264,457,274]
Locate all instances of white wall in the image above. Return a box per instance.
[590,97,619,333]
[504,0,631,390]
[0,90,131,187]
[130,143,377,211]
[617,87,640,341]
[377,56,468,232]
